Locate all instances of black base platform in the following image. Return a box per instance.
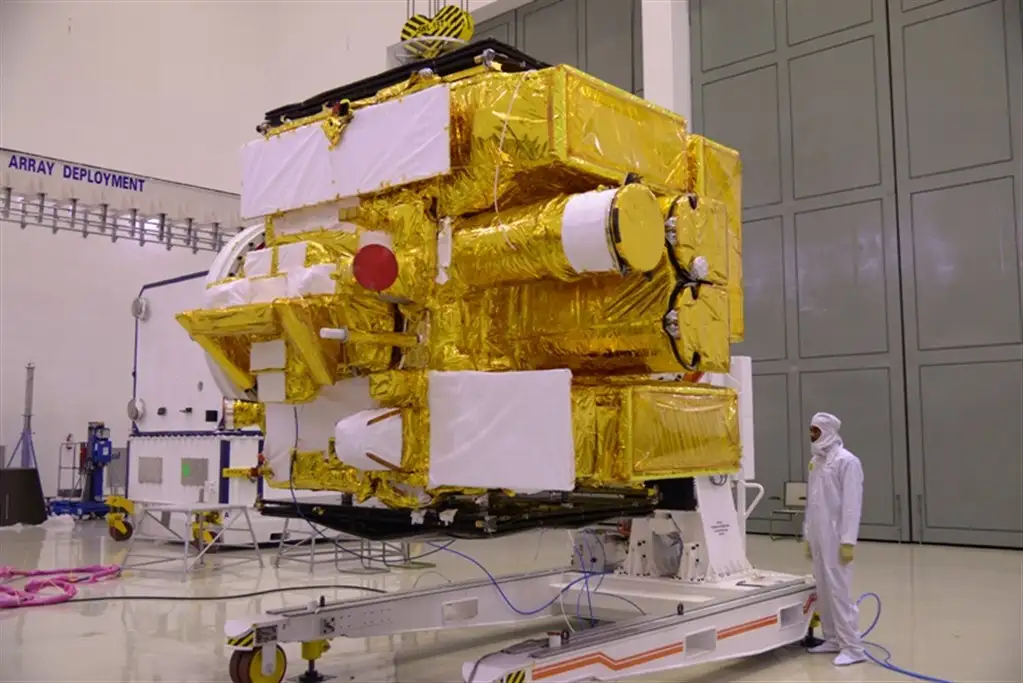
[0,467,48,527]
[258,489,656,541]
[262,38,548,129]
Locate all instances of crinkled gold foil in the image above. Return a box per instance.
[571,380,739,484]
[678,285,730,374]
[441,66,689,218]
[687,136,743,342]
[571,387,598,481]
[276,302,336,387]
[177,304,278,338]
[231,400,265,432]
[284,343,320,404]
[564,69,688,190]
[286,449,373,501]
[626,384,740,479]
[675,197,729,285]
[451,195,575,287]
[369,370,425,407]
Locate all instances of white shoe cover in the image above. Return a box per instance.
[808,641,841,654]
[833,650,867,666]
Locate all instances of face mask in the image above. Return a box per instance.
[811,432,838,457]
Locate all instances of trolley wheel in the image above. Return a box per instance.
[109,521,134,542]
[229,645,287,683]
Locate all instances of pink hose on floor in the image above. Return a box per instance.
[0,565,121,609]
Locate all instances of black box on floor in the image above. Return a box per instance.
[0,467,48,526]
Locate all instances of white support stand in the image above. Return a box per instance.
[121,502,264,577]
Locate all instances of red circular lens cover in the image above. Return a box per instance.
[353,243,399,292]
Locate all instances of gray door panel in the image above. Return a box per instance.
[472,1,642,93]
[692,0,912,542]
[473,15,516,45]
[517,0,586,68]
[889,0,1023,548]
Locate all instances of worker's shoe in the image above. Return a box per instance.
[833,650,867,666]
[807,640,840,654]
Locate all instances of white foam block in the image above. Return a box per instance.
[204,279,251,309]
[276,242,308,273]
[240,84,451,219]
[258,371,287,403]
[427,370,576,491]
[273,201,359,236]
[287,265,337,297]
[335,408,404,471]
[251,340,286,372]
[250,276,287,303]
[244,249,273,277]
[561,189,618,274]
[264,403,297,481]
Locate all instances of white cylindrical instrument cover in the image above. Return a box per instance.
[335,408,404,471]
[560,188,618,274]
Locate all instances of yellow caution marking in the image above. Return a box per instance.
[227,631,256,648]
[503,670,527,683]
[399,5,475,60]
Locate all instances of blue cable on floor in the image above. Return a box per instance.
[426,541,645,618]
[857,592,952,683]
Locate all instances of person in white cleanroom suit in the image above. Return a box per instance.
[803,412,866,666]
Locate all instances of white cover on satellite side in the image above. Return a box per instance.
[335,408,404,471]
[240,84,452,219]
[427,370,576,491]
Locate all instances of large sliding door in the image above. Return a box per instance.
[691,0,909,542]
[692,0,1023,548]
[888,0,1023,548]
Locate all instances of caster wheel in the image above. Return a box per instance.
[109,521,133,542]
[229,645,287,683]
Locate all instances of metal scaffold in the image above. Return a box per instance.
[1,148,248,253]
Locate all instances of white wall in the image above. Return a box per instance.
[1,0,489,492]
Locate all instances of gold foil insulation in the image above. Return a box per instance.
[573,381,740,483]
[687,136,744,342]
[442,66,689,217]
[230,401,266,432]
[178,61,744,505]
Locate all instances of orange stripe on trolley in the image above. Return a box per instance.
[533,642,685,680]
[532,609,792,680]
[803,593,818,614]
[718,615,778,639]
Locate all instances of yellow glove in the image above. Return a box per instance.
[839,544,855,565]
[804,541,812,560]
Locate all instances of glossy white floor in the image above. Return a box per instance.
[0,519,1020,683]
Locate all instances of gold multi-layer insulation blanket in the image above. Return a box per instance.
[687,136,744,342]
[433,196,731,374]
[572,380,740,483]
[177,61,745,505]
[278,377,740,507]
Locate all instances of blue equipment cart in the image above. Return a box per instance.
[49,422,116,519]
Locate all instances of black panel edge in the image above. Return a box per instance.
[262,38,549,129]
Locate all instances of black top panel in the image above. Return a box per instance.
[261,38,549,130]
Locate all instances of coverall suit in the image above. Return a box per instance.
[804,412,866,666]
